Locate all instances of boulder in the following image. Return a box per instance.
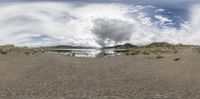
[0,48,9,54]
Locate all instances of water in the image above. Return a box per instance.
[50,48,121,58]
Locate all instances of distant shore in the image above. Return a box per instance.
[0,42,199,56]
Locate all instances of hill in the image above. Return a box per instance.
[103,43,138,49]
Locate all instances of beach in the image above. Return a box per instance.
[1,46,200,99]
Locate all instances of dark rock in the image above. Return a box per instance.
[156,55,164,59]
[142,51,150,55]
[24,51,31,55]
[130,50,140,55]
[174,58,180,61]
[0,48,8,54]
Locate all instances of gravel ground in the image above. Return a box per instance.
[1,47,200,99]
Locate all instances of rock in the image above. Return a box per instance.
[130,50,140,55]
[156,55,164,59]
[40,49,45,53]
[23,48,46,55]
[0,48,8,54]
[24,51,31,55]
[0,47,11,55]
[0,45,16,54]
[174,58,180,61]
[142,51,150,55]
[0,45,47,55]
[31,49,38,54]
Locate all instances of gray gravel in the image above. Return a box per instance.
[0,47,200,99]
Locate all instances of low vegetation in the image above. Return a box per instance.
[114,42,181,56]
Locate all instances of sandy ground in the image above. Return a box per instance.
[0,47,200,99]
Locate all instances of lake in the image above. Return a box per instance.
[49,48,122,58]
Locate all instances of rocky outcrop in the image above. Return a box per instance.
[0,48,8,54]
[0,45,15,54]
[0,45,46,55]
[23,48,45,55]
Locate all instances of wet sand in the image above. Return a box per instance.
[1,47,200,99]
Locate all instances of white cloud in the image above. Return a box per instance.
[0,2,199,47]
[155,8,165,13]
[0,2,135,47]
[155,15,173,25]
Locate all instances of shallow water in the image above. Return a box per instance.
[50,49,121,58]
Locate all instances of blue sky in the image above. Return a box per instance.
[0,0,199,47]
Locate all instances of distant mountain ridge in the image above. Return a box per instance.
[46,42,188,50]
[144,42,175,48]
[103,43,138,49]
[103,42,191,49]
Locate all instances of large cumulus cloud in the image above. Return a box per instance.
[92,19,134,47]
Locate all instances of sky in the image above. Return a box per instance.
[0,0,199,47]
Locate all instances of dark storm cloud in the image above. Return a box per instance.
[92,18,134,47]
